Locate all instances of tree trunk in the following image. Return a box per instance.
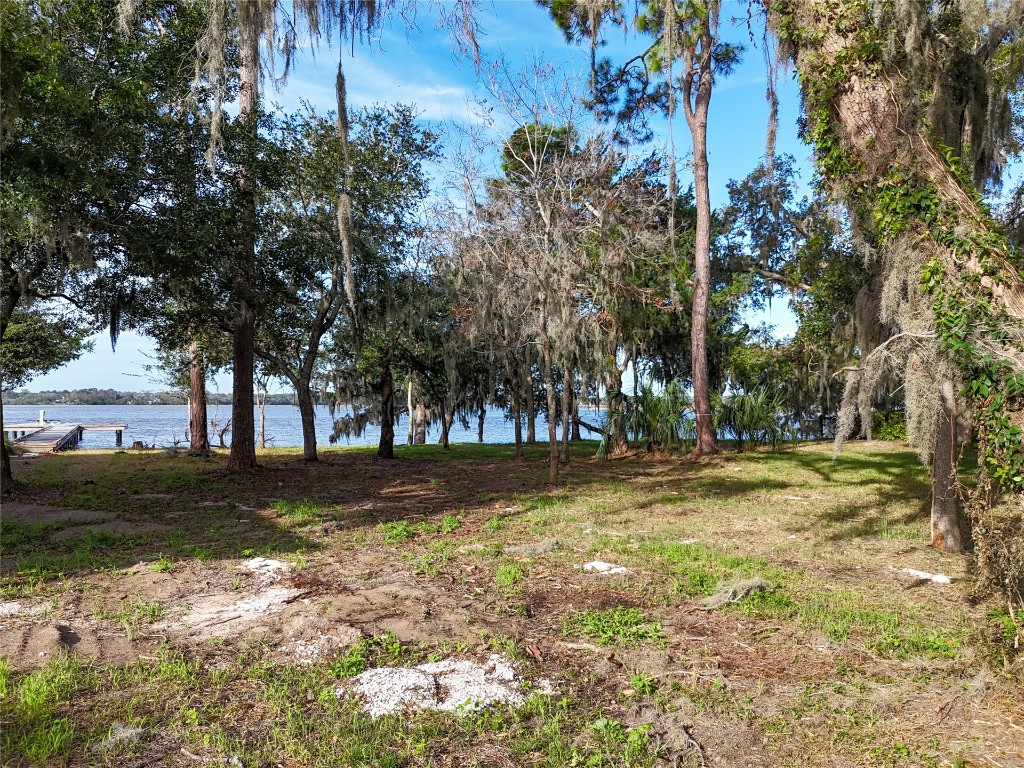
[687,86,718,456]
[525,356,536,444]
[187,338,210,457]
[440,403,456,450]
[477,394,485,443]
[571,397,582,441]
[407,379,414,445]
[378,359,395,459]
[771,0,1024,612]
[510,366,524,460]
[681,3,719,458]
[295,382,318,462]
[540,330,559,485]
[0,389,11,494]
[559,367,571,464]
[227,12,260,471]
[256,380,268,450]
[607,361,629,456]
[931,380,963,551]
[414,402,427,444]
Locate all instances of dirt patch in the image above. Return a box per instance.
[1,503,114,526]
[0,621,138,671]
[52,520,172,541]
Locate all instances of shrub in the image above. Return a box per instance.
[713,388,794,452]
[599,380,694,457]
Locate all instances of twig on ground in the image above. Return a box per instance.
[681,725,707,766]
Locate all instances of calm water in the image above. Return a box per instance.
[3,404,581,450]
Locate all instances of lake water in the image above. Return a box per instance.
[3,404,582,450]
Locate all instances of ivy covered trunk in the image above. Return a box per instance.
[772,0,1024,613]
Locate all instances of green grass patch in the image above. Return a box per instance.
[495,562,525,596]
[637,538,787,597]
[564,607,666,647]
[380,520,415,543]
[272,499,326,522]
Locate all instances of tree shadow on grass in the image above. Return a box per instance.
[784,444,925,484]
[1,453,319,588]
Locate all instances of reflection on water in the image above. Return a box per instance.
[3,404,578,450]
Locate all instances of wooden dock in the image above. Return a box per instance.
[5,422,128,452]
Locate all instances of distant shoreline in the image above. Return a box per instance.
[3,390,296,407]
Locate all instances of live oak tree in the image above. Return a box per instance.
[0,308,93,391]
[0,0,202,491]
[254,105,436,462]
[117,0,482,471]
[768,0,1024,618]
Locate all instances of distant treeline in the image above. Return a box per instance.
[4,389,297,406]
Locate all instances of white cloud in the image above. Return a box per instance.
[271,54,481,126]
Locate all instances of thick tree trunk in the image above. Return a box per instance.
[228,293,257,467]
[413,402,427,445]
[540,330,559,485]
[607,362,629,456]
[571,398,582,441]
[295,383,318,462]
[772,1,1024,612]
[931,380,963,551]
[187,338,210,457]
[227,13,260,471]
[440,403,456,450]
[378,359,395,459]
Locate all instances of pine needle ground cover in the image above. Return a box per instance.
[0,442,1020,767]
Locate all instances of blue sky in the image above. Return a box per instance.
[31,0,813,393]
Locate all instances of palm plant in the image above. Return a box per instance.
[599,380,693,456]
[713,388,794,452]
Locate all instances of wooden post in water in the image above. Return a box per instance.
[115,430,123,447]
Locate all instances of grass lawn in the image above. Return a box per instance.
[0,440,1021,767]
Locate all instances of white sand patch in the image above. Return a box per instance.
[582,561,628,575]
[0,602,24,616]
[240,557,290,584]
[169,586,303,639]
[892,567,951,584]
[278,628,361,664]
[342,654,553,717]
